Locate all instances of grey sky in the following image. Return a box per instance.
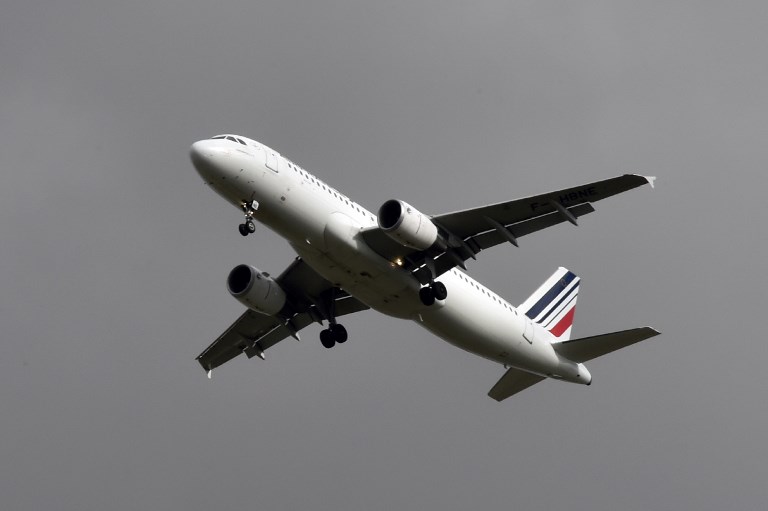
[1,1,766,509]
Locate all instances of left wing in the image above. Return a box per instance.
[362,174,654,282]
[196,258,369,373]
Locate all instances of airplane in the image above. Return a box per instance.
[190,134,660,401]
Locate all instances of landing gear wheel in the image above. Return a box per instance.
[239,200,259,237]
[432,281,447,301]
[419,286,436,306]
[330,324,348,343]
[320,329,335,349]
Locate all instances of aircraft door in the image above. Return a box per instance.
[523,319,535,344]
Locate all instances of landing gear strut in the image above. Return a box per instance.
[238,200,259,236]
[419,280,447,306]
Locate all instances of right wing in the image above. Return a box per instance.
[362,174,654,283]
[196,258,369,373]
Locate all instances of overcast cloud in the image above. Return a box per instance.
[1,1,766,509]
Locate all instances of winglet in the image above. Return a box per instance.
[631,174,656,189]
[207,369,212,379]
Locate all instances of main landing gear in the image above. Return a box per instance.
[419,280,447,306]
[315,288,348,349]
[238,200,259,237]
[319,323,348,349]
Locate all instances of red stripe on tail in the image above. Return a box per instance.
[549,307,576,338]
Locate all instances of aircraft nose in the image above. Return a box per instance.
[190,140,213,178]
[190,139,233,184]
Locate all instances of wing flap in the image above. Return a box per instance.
[552,327,660,363]
[488,367,546,401]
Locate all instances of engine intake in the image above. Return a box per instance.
[377,199,439,251]
[227,264,287,316]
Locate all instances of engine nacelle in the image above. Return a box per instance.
[377,199,439,251]
[227,264,287,316]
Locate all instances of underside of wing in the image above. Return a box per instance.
[362,174,653,282]
[414,202,594,283]
[196,258,369,373]
[196,310,282,371]
[434,174,653,239]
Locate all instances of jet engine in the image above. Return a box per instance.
[227,264,287,316]
[377,199,439,250]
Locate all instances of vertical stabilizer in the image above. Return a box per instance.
[519,267,580,341]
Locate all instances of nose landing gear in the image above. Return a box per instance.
[238,200,259,236]
[238,221,256,236]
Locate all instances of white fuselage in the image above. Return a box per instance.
[191,136,588,382]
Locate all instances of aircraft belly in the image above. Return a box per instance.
[419,298,518,363]
[292,225,420,319]
[416,274,561,373]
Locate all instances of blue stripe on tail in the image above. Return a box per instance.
[537,281,580,325]
[525,271,577,319]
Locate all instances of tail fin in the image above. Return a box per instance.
[519,267,580,341]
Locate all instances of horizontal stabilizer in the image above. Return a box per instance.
[488,367,546,402]
[552,327,660,363]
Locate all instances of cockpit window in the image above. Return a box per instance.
[210,135,247,146]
